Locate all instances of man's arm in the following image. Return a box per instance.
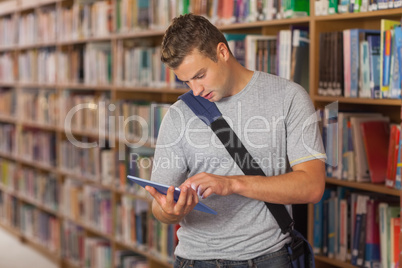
[182,159,326,205]
[147,185,199,224]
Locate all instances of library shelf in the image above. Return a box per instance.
[18,195,59,216]
[313,7,402,21]
[0,220,61,265]
[57,83,112,91]
[18,42,58,50]
[115,29,167,39]
[0,115,16,124]
[0,82,16,87]
[17,157,57,173]
[21,121,57,131]
[114,239,173,268]
[314,255,357,268]
[18,82,58,89]
[326,177,400,197]
[0,221,21,238]
[218,17,311,31]
[313,95,402,106]
[0,45,15,51]
[58,170,109,188]
[20,237,61,264]
[57,36,113,46]
[115,86,188,94]
[0,151,16,162]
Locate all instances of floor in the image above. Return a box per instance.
[0,227,57,268]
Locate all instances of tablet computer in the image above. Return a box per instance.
[127,175,217,215]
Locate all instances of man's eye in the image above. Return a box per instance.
[196,74,204,79]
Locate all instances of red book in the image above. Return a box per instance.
[386,125,400,188]
[360,121,390,183]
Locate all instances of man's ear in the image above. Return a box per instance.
[216,42,230,61]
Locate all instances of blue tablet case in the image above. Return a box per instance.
[127,175,217,215]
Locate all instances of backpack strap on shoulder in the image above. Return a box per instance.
[178,90,222,126]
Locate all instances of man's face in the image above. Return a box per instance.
[174,48,231,102]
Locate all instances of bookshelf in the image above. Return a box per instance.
[0,0,400,268]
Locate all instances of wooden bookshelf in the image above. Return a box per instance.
[0,0,401,268]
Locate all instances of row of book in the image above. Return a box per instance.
[0,14,16,47]
[321,107,400,186]
[321,106,402,190]
[224,28,310,90]
[0,0,312,48]
[0,123,15,156]
[60,142,155,191]
[115,146,155,193]
[0,193,154,268]
[2,139,156,196]
[115,195,177,260]
[60,141,105,181]
[59,0,113,41]
[19,89,58,126]
[315,0,402,15]
[0,190,60,253]
[0,53,15,83]
[18,168,59,212]
[0,191,18,228]
[0,159,16,192]
[314,187,400,268]
[17,129,56,167]
[0,159,59,211]
[62,179,112,235]
[0,88,15,117]
[62,220,151,268]
[115,100,170,143]
[19,203,60,253]
[318,20,402,99]
[0,29,310,90]
[60,91,112,135]
[2,89,171,141]
[115,41,182,89]
[15,44,111,85]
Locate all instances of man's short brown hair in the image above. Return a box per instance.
[161,13,230,69]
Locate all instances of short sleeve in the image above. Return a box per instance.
[284,84,326,167]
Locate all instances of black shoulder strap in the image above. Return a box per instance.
[179,91,294,234]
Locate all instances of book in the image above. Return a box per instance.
[380,19,400,98]
[127,175,218,215]
[351,194,369,266]
[360,120,390,183]
[390,216,400,268]
[290,28,310,91]
[359,41,370,98]
[348,29,380,98]
[385,124,401,188]
[349,116,389,182]
[379,203,400,268]
[245,35,277,71]
[313,188,332,254]
[364,199,381,268]
[390,25,402,99]
[367,34,382,98]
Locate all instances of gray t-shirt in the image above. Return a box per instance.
[151,71,326,260]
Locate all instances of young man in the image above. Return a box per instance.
[146,14,326,268]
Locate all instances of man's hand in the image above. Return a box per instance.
[181,172,235,199]
[146,185,199,224]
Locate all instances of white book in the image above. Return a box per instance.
[245,35,276,71]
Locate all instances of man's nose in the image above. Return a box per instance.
[189,81,204,96]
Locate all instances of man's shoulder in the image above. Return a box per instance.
[165,98,193,122]
[253,71,306,96]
